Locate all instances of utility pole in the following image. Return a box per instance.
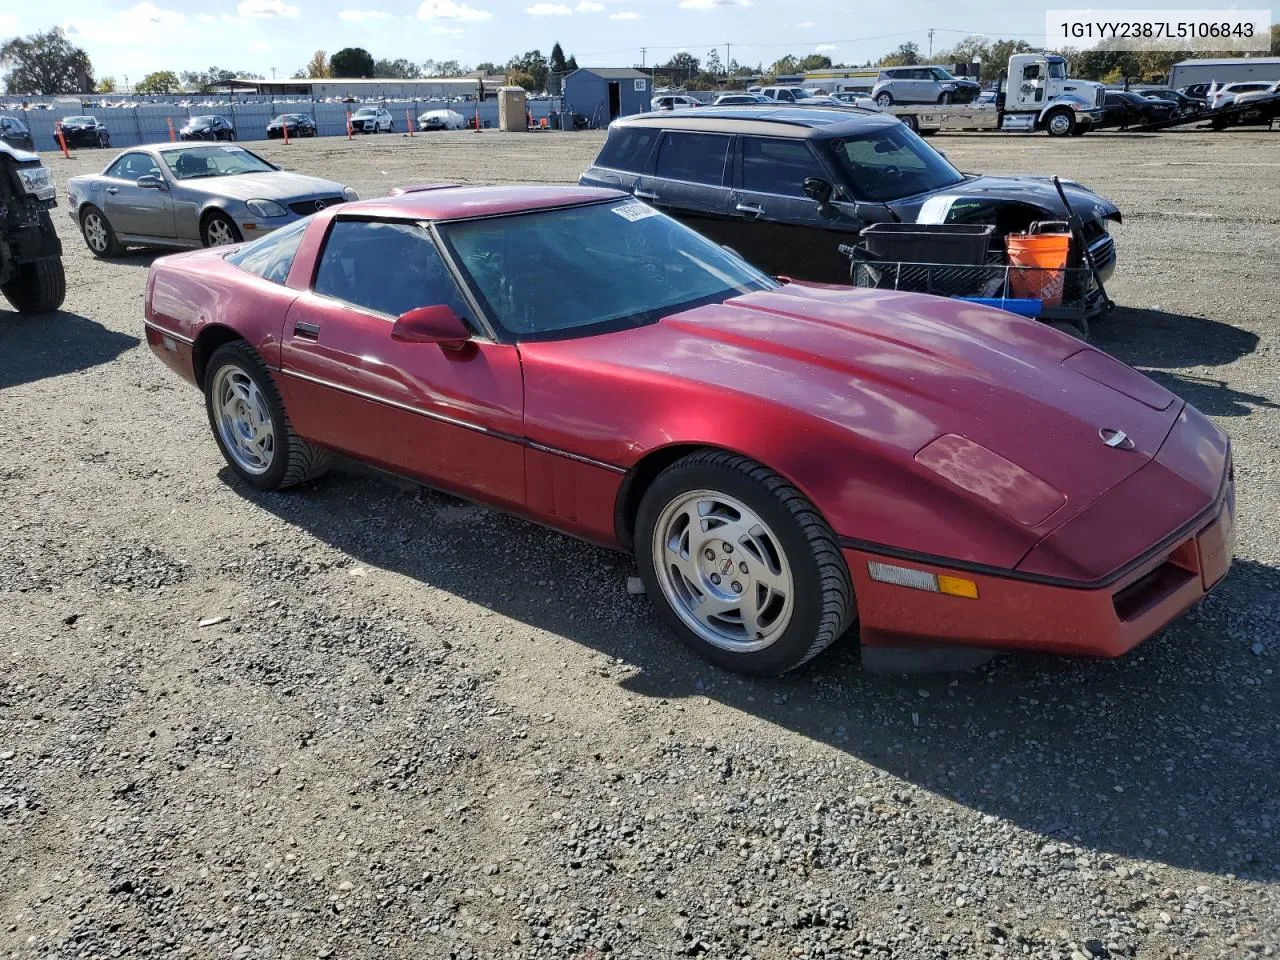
[271,66,277,80]
[725,43,731,77]
[640,47,646,67]
[928,28,934,59]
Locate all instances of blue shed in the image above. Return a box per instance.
[563,68,651,127]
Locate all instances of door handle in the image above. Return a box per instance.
[735,202,764,216]
[633,189,659,201]
[106,187,119,195]
[293,321,320,340]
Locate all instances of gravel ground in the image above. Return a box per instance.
[2,129,1277,960]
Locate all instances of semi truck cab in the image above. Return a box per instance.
[1001,54,1105,135]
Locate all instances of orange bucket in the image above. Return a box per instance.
[1006,231,1070,306]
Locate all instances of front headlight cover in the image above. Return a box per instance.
[17,165,56,201]
[246,198,288,218]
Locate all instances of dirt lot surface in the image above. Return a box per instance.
[2,129,1278,960]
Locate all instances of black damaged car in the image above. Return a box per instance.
[579,106,1121,287]
[266,113,317,139]
[58,115,112,148]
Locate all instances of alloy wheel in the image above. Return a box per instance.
[82,213,108,253]
[651,489,795,653]
[211,366,275,474]
[205,219,237,246]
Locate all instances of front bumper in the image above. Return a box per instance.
[1074,107,1105,125]
[849,477,1232,658]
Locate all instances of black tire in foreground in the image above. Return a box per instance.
[635,449,855,676]
[1,258,67,313]
[203,340,334,490]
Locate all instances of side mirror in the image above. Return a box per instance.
[391,304,471,350]
[802,177,834,206]
[136,175,166,191]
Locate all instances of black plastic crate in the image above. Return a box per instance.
[860,222,996,267]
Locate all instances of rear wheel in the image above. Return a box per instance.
[204,341,334,490]
[80,205,122,257]
[901,114,919,132]
[202,212,242,248]
[1,258,66,313]
[635,450,854,676]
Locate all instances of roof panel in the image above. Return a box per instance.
[341,184,626,221]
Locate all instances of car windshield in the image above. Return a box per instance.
[1047,61,1067,79]
[437,200,777,341]
[162,145,276,180]
[65,116,94,124]
[930,69,956,80]
[829,124,965,202]
[354,107,377,116]
[190,116,217,125]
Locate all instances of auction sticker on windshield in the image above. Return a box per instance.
[613,202,658,222]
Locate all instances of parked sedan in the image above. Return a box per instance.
[58,115,112,148]
[180,115,235,141]
[143,184,1233,676]
[0,115,35,152]
[266,113,317,139]
[1098,91,1178,128]
[417,109,467,131]
[580,107,1120,289]
[66,143,357,255]
[713,94,775,106]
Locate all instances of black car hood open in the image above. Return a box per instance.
[887,175,1122,225]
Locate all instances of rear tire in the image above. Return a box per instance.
[1,258,66,314]
[204,341,334,490]
[80,205,122,258]
[635,450,854,676]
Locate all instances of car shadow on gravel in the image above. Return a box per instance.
[1092,306,1259,370]
[236,466,1279,883]
[0,309,139,389]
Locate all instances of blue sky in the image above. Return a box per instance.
[1,1,1172,85]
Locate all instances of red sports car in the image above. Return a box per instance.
[144,185,1235,676]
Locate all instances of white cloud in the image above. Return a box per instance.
[338,8,393,19]
[575,0,605,9]
[789,19,815,26]
[248,39,272,52]
[679,0,749,8]
[417,0,493,20]
[814,43,837,53]
[122,2,185,25]
[237,0,300,17]
[429,23,464,33]
[608,9,641,17]
[0,13,17,33]
[526,2,572,12]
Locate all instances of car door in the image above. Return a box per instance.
[279,217,525,510]
[729,135,864,283]
[634,130,735,244]
[101,151,176,238]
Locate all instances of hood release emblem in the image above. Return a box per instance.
[1099,428,1134,450]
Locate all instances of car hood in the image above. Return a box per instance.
[888,174,1122,224]
[538,284,1182,539]
[0,141,40,162]
[176,171,347,201]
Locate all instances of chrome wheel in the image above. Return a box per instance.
[211,365,275,475]
[875,92,893,108]
[205,218,237,246]
[1048,112,1072,135]
[82,212,108,253]
[651,489,794,653]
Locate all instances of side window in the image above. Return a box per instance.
[596,127,658,172]
[654,132,730,186]
[741,137,819,196]
[105,152,155,179]
[313,219,472,321]
[226,218,310,285]
[1022,64,1042,81]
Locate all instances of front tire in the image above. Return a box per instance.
[875,91,894,108]
[1044,108,1075,137]
[204,341,334,490]
[938,91,954,105]
[80,205,122,257]
[1,258,66,313]
[635,450,854,676]
[202,211,242,248]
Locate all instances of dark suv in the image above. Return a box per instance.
[579,107,1120,285]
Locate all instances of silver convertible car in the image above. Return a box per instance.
[65,143,357,255]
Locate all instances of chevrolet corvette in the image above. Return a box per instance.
[144,185,1234,675]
